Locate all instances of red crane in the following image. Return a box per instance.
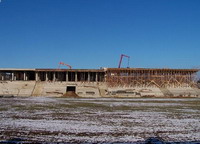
[118,54,130,68]
[58,62,72,69]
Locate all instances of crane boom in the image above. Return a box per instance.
[58,62,72,69]
[118,54,130,68]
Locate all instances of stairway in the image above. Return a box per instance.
[18,82,35,96]
[159,88,173,97]
[99,88,107,97]
[197,83,200,89]
[192,87,200,97]
[31,82,44,96]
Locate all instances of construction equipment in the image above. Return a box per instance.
[118,54,130,68]
[58,62,72,69]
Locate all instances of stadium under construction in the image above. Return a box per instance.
[0,67,199,97]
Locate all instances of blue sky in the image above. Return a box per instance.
[0,0,200,69]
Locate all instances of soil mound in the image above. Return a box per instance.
[62,91,79,98]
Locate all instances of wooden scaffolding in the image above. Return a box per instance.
[105,68,199,88]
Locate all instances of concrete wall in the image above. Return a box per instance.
[168,87,200,97]
[0,81,200,98]
[31,82,103,97]
[106,87,164,97]
[0,81,35,96]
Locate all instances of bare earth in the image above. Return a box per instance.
[0,97,200,143]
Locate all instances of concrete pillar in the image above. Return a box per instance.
[66,72,68,82]
[53,72,56,81]
[36,72,39,81]
[2,76,4,81]
[75,72,77,82]
[96,72,98,82]
[26,74,28,81]
[11,73,14,81]
[23,72,26,81]
[88,72,90,82]
[45,72,48,81]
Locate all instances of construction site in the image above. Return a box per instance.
[1,55,200,143]
[0,55,200,97]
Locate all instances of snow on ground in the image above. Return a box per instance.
[0,97,200,143]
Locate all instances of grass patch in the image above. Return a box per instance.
[0,107,8,111]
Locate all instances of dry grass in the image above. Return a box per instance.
[0,97,200,143]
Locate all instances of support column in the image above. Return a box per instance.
[96,72,98,82]
[53,72,56,81]
[88,72,90,82]
[23,72,26,81]
[2,76,4,81]
[45,72,48,81]
[75,72,77,82]
[36,72,39,81]
[66,72,68,82]
[12,73,14,81]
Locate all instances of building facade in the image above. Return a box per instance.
[0,68,199,97]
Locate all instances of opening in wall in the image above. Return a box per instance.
[66,86,76,92]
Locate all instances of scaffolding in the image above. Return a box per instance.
[0,68,199,88]
[105,68,199,88]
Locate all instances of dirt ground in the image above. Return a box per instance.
[0,97,200,143]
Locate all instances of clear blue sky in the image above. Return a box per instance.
[0,0,200,69]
